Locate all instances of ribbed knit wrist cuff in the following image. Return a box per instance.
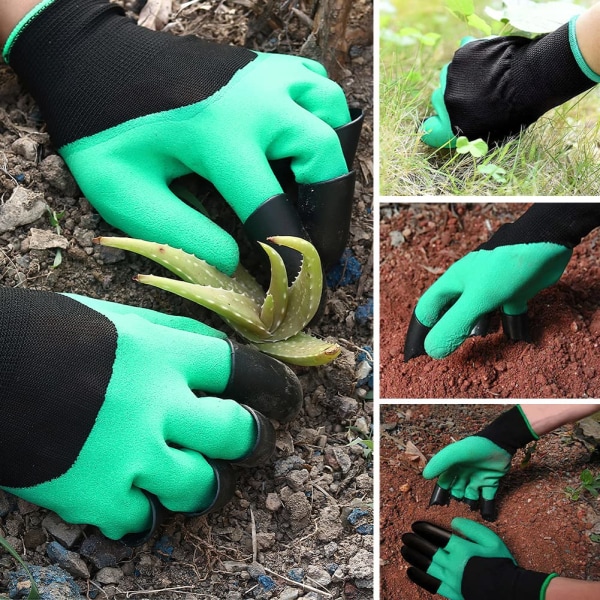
[478,406,538,455]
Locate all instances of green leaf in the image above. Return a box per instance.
[477,163,507,183]
[264,236,323,342]
[590,533,600,543]
[96,237,258,298]
[455,136,488,158]
[466,13,492,35]
[259,242,289,332]
[254,333,340,366]
[135,274,270,339]
[446,0,474,18]
[580,469,593,485]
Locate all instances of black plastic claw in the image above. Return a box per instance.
[406,566,442,596]
[185,458,237,517]
[401,532,439,560]
[464,497,479,511]
[225,341,303,423]
[234,405,276,467]
[335,107,364,170]
[412,521,452,548]
[429,484,451,507]
[119,492,169,547]
[400,544,432,572]
[501,312,531,342]
[470,312,493,337]
[243,192,307,284]
[404,310,431,362]
[480,499,498,522]
[296,171,356,270]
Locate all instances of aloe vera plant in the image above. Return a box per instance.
[96,235,340,366]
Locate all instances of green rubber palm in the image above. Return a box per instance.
[0,290,301,540]
[423,437,512,504]
[5,0,353,275]
[414,242,571,359]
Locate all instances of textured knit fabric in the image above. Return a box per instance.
[0,288,115,487]
[477,406,537,455]
[7,0,256,148]
[445,23,596,144]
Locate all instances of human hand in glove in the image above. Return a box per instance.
[0,288,302,542]
[401,518,557,600]
[404,203,600,361]
[421,16,599,148]
[3,0,363,276]
[423,406,537,521]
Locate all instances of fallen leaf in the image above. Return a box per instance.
[138,0,172,30]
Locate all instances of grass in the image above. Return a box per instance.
[379,0,600,196]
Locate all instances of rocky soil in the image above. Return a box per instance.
[0,1,374,598]
[380,404,600,600]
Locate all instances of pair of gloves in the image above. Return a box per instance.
[0,0,362,541]
[401,406,558,600]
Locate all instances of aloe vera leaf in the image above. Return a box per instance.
[265,236,323,342]
[258,242,289,332]
[96,236,254,296]
[135,274,270,339]
[254,332,340,366]
[231,264,266,305]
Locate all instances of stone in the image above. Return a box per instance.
[286,469,309,492]
[39,155,78,196]
[95,566,123,585]
[47,541,90,579]
[347,549,373,588]
[265,492,282,512]
[28,227,68,250]
[8,565,83,599]
[285,491,311,522]
[79,534,132,569]
[42,513,83,549]
[11,137,38,162]
[306,566,331,587]
[0,187,47,233]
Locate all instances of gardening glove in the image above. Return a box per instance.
[0,288,303,542]
[401,518,558,600]
[423,406,537,521]
[404,203,600,361]
[421,16,600,148]
[3,0,363,278]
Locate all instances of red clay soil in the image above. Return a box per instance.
[380,404,600,600]
[379,203,600,399]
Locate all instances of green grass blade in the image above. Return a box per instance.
[255,332,340,366]
[0,536,40,599]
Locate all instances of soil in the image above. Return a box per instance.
[379,404,600,600]
[379,202,600,399]
[0,1,374,599]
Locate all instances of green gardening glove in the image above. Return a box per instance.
[401,518,557,600]
[404,203,600,360]
[0,288,302,541]
[4,0,361,276]
[423,406,538,521]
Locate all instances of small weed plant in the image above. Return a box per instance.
[565,468,600,501]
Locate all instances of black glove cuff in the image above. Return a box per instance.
[8,0,255,147]
[0,289,114,487]
[447,23,597,144]
[463,557,552,600]
[478,203,600,251]
[477,406,537,455]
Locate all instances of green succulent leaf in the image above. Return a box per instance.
[265,236,323,342]
[254,332,340,366]
[96,236,260,299]
[135,274,270,339]
[259,242,289,332]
